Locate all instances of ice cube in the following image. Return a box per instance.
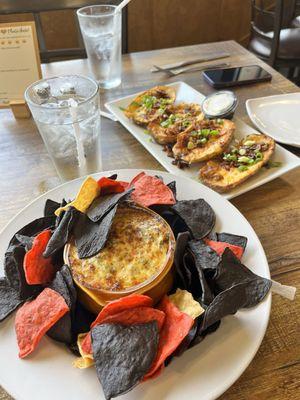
[34,82,51,100]
[60,83,76,95]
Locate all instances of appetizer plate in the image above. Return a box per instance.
[105,82,300,199]
[246,93,300,148]
[0,169,271,400]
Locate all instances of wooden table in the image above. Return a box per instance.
[0,41,299,400]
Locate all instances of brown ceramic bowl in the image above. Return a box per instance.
[64,203,176,314]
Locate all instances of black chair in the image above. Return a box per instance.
[249,0,300,80]
[0,0,128,62]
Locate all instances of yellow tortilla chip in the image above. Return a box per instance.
[169,288,204,319]
[55,176,100,216]
[73,333,94,369]
[73,356,94,369]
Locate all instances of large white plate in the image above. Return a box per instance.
[246,93,300,148]
[0,169,271,400]
[105,82,300,199]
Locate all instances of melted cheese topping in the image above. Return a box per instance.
[69,205,171,291]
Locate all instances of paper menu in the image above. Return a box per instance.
[0,21,42,106]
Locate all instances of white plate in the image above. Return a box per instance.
[246,93,300,148]
[0,169,271,400]
[105,82,300,199]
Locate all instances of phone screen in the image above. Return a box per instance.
[203,65,272,87]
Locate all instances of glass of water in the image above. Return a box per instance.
[77,5,122,89]
[25,75,101,182]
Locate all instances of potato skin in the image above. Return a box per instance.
[124,86,176,126]
[172,119,235,163]
[148,103,203,145]
[199,134,275,192]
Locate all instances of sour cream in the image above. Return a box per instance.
[202,91,237,119]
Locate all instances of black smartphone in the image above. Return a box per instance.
[203,65,272,88]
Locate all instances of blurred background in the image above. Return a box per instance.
[1,0,300,82]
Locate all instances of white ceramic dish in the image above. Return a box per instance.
[0,169,271,400]
[246,92,300,148]
[105,82,300,199]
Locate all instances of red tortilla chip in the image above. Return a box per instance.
[128,172,146,187]
[97,177,128,195]
[23,230,56,284]
[205,239,244,260]
[143,296,194,380]
[82,306,165,355]
[15,288,69,358]
[131,175,176,207]
[81,294,153,354]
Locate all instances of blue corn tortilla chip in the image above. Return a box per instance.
[8,216,56,249]
[167,181,177,200]
[87,188,133,223]
[200,278,271,332]
[91,321,159,400]
[190,319,221,348]
[189,239,220,270]
[74,205,118,259]
[0,277,23,322]
[216,232,248,251]
[173,232,190,289]
[43,207,78,258]
[4,245,42,300]
[172,199,215,239]
[214,247,271,292]
[59,265,77,311]
[44,199,60,217]
[15,234,34,251]
[47,266,76,344]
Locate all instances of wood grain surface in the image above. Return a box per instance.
[0,41,299,400]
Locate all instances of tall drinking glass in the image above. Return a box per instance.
[25,75,101,182]
[77,5,122,89]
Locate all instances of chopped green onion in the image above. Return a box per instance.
[187,141,196,150]
[119,106,126,111]
[238,148,246,156]
[216,119,224,124]
[201,129,210,137]
[209,130,219,136]
[238,165,248,172]
[238,156,252,163]
[243,140,256,147]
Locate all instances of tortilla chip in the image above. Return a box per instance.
[4,246,42,300]
[216,232,248,251]
[74,205,118,259]
[204,238,244,259]
[189,239,220,270]
[0,278,23,322]
[92,294,153,328]
[80,294,153,354]
[43,207,78,258]
[23,230,56,285]
[201,279,271,332]
[87,188,133,222]
[144,296,194,379]
[173,232,190,288]
[44,199,61,217]
[169,289,204,319]
[47,268,76,344]
[15,234,34,251]
[97,177,128,195]
[73,356,95,369]
[172,199,215,239]
[55,177,100,216]
[215,247,270,292]
[131,175,176,208]
[15,288,69,358]
[92,322,159,400]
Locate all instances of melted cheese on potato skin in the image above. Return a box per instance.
[69,205,171,291]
